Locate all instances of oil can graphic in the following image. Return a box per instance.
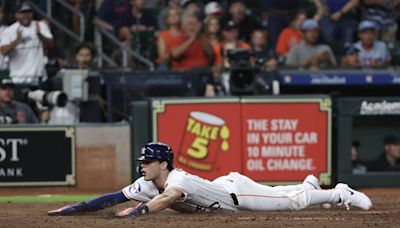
[178,111,230,171]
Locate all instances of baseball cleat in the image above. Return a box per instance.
[334,183,372,210]
[303,175,331,209]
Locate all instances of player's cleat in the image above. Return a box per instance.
[334,183,372,210]
[303,175,331,209]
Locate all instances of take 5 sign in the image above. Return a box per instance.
[152,97,332,185]
[152,99,242,179]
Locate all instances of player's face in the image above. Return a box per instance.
[140,160,162,181]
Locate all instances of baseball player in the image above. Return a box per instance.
[48,142,372,218]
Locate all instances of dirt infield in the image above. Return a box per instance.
[0,188,399,228]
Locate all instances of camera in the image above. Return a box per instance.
[225,48,279,95]
[226,49,260,95]
[26,90,68,107]
[227,48,252,67]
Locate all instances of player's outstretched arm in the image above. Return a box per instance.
[47,190,136,216]
[115,187,183,218]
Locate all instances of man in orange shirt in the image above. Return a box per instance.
[170,12,214,71]
[275,11,306,56]
[213,20,251,66]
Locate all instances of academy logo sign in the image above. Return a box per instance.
[360,100,400,115]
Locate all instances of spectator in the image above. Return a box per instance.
[360,0,400,45]
[94,0,131,33]
[203,16,221,48]
[221,0,262,42]
[0,2,54,85]
[181,0,201,16]
[0,6,9,70]
[71,43,96,70]
[260,0,324,48]
[351,140,367,174]
[157,7,182,68]
[204,1,223,20]
[127,0,157,32]
[205,41,237,97]
[42,19,68,76]
[317,0,358,47]
[170,12,214,71]
[275,11,306,57]
[369,135,400,171]
[119,0,157,54]
[158,0,181,30]
[250,29,278,71]
[342,20,391,68]
[0,77,38,124]
[286,19,336,69]
[213,21,251,66]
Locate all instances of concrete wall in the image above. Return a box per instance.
[75,124,132,191]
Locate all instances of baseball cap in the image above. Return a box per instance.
[358,20,378,32]
[223,20,238,31]
[180,0,197,8]
[301,19,319,31]
[383,134,400,145]
[16,2,33,13]
[205,1,222,16]
[0,78,15,89]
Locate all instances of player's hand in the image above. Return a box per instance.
[47,205,72,216]
[115,207,135,218]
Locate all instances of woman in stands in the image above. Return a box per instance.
[156,7,182,69]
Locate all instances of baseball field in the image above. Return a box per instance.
[0,188,399,228]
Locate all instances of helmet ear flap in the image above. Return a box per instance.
[136,163,143,176]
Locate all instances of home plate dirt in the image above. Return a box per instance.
[0,188,399,228]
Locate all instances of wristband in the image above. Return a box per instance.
[127,204,149,218]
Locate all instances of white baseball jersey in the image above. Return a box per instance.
[121,169,329,212]
[122,169,237,212]
[0,20,52,84]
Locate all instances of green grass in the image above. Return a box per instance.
[0,195,99,203]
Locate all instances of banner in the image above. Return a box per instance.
[0,127,75,186]
[241,99,331,184]
[152,97,331,184]
[152,99,242,180]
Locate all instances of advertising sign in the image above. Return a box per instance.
[152,97,331,184]
[0,127,75,186]
[241,99,331,184]
[152,99,242,179]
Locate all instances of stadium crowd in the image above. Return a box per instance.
[0,0,399,123]
[0,1,399,79]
